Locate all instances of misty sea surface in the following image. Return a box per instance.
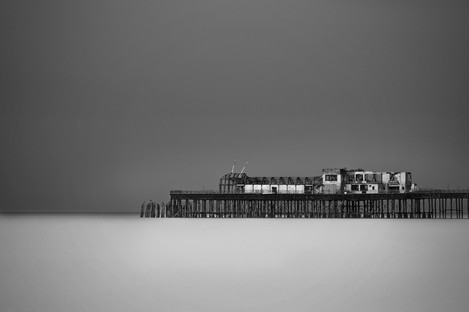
[1,214,469,312]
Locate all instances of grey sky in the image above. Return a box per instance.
[1,0,468,212]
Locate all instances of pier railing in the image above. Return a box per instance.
[170,189,469,195]
[170,190,220,194]
[414,188,469,193]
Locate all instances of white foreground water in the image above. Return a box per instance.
[1,214,468,312]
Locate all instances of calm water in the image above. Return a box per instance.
[1,214,468,312]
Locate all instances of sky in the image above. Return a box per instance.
[1,0,469,212]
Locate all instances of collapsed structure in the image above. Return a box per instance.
[219,168,416,194]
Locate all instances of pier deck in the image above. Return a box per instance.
[158,191,469,219]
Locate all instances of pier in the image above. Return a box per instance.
[141,191,469,219]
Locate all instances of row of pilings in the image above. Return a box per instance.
[142,193,469,219]
[140,201,169,218]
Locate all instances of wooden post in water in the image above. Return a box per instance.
[150,202,156,218]
[140,201,145,218]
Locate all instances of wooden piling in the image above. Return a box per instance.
[142,191,469,219]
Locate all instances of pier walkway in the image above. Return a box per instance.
[139,191,469,219]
